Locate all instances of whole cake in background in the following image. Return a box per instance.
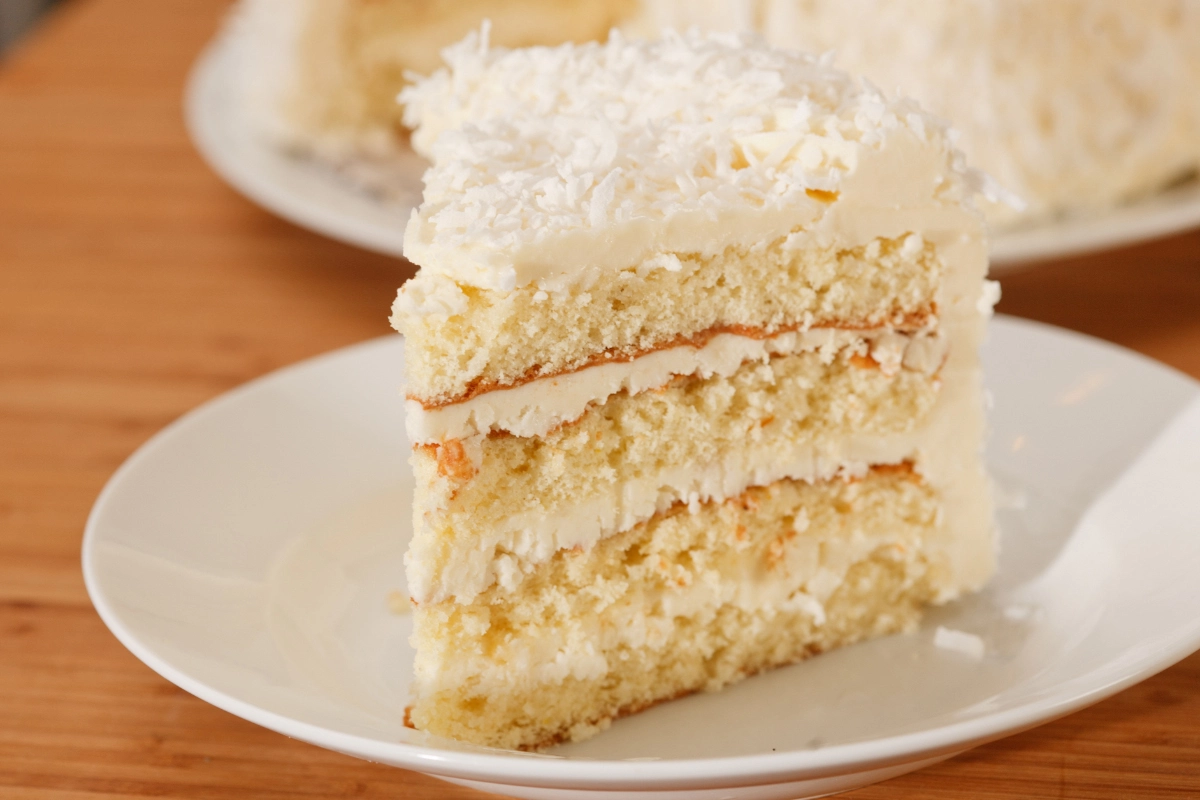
[630,0,1200,226]
[234,0,634,163]
[235,0,1200,228]
[390,27,998,750]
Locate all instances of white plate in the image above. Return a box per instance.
[186,29,1200,271]
[991,179,1200,265]
[83,316,1200,799]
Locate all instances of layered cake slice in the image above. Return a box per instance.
[391,29,999,750]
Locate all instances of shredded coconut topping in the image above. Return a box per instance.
[399,27,979,293]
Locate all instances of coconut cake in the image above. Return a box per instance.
[390,28,999,750]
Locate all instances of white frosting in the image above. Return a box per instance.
[398,28,995,295]
[232,0,309,153]
[406,328,946,444]
[233,0,414,164]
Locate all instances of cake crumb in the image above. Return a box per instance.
[848,352,878,370]
[1003,604,1034,622]
[934,626,985,659]
[388,590,413,615]
[435,439,476,480]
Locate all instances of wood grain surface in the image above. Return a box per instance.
[1,1,1198,797]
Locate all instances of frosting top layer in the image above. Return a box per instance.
[400,27,991,293]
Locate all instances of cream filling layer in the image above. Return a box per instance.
[406,328,947,444]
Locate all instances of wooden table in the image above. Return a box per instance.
[2,1,1198,797]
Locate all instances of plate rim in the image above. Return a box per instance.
[989,181,1200,266]
[82,317,1200,790]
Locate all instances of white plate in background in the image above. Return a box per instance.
[83,316,1200,799]
[187,29,1200,271]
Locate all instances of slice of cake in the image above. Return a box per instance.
[391,29,998,750]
